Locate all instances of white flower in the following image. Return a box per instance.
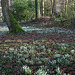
[42,45,45,48]
[65,54,70,58]
[71,50,75,54]
[9,48,14,52]
[56,67,61,74]
[50,60,56,64]
[29,50,35,54]
[25,59,29,63]
[44,58,49,61]
[17,54,22,57]
[61,46,66,50]
[57,58,62,63]
[36,69,47,75]
[22,65,31,74]
[29,60,34,65]
[54,54,61,58]
[63,54,70,60]
[38,61,42,64]
[5,51,8,54]
[3,55,6,58]
[20,46,27,50]
[61,43,65,46]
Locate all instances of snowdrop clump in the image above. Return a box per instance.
[22,65,31,74]
[61,46,66,50]
[63,54,70,59]
[20,46,27,50]
[41,45,45,49]
[29,49,35,54]
[62,54,71,64]
[56,43,69,50]
[54,54,61,58]
[9,48,14,52]
[61,43,68,47]
[56,67,61,74]
[5,51,8,54]
[36,69,47,75]
[61,43,69,49]
[47,49,51,52]
[48,60,57,67]
[50,60,56,64]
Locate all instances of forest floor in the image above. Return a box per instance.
[0,18,75,75]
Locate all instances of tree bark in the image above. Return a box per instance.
[40,0,44,17]
[35,0,41,18]
[1,0,24,33]
[52,0,56,16]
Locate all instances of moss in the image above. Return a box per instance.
[9,11,25,33]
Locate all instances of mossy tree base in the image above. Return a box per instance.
[9,11,25,33]
[1,0,24,33]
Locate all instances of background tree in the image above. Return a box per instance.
[52,0,56,17]
[35,0,41,18]
[40,0,45,17]
[1,0,24,33]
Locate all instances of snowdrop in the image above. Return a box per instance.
[64,54,70,58]
[51,60,56,64]
[29,60,34,65]
[20,46,27,50]
[36,69,47,75]
[54,54,61,58]
[25,59,29,63]
[47,48,51,52]
[28,45,32,48]
[38,61,42,64]
[41,45,45,49]
[21,58,25,62]
[44,58,49,61]
[17,54,22,58]
[9,48,14,52]
[56,67,61,74]
[49,60,56,65]
[61,46,66,50]
[22,65,31,74]
[14,51,18,54]
[63,54,70,61]
[71,49,75,54]
[29,49,35,54]
[41,58,46,62]
[5,51,8,54]
[3,55,6,58]
[57,58,62,63]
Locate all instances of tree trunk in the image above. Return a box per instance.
[56,0,62,17]
[1,0,24,33]
[40,0,44,17]
[52,0,56,16]
[35,0,41,18]
[65,0,67,15]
